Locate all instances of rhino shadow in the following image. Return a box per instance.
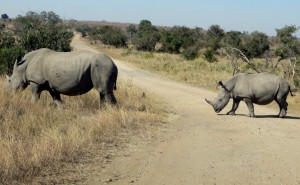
[217,114,300,120]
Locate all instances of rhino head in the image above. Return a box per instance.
[205,81,230,113]
[5,56,28,91]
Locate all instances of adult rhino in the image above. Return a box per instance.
[5,48,118,108]
[205,73,293,118]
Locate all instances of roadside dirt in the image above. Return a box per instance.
[71,34,300,185]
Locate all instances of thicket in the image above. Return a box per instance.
[0,11,73,75]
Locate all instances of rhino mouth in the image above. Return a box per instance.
[215,109,221,113]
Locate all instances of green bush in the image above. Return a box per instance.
[0,47,25,75]
[0,32,16,48]
[99,26,127,48]
[204,48,217,62]
[241,31,269,59]
[15,11,73,52]
[132,20,160,51]
[132,32,159,51]
[181,46,199,60]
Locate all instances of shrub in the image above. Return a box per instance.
[99,26,127,48]
[132,20,160,51]
[15,11,73,52]
[204,47,217,62]
[0,47,25,75]
[181,46,199,60]
[0,32,16,48]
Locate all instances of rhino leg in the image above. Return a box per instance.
[106,93,117,104]
[275,99,288,118]
[227,99,240,115]
[243,98,255,117]
[30,82,41,103]
[99,92,117,105]
[49,90,64,108]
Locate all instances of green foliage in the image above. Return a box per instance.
[204,48,217,63]
[88,26,127,48]
[76,24,92,37]
[181,45,199,60]
[206,25,225,50]
[160,26,196,54]
[15,11,73,52]
[241,31,270,59]
[223,31,242,48]
[0,23,5,31]
[132,20,160,51]
[275,25,300,59]
[126,24,137,39]
[1,14,9,20]
[0,47,25,75]
[293,59,300,88]
[0,32,16,48]
[99,26,128,48]
[132,32,159,51]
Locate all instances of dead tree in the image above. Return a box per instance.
[222,47,260,75]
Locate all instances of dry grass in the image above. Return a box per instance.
[85,40,300,115]
[0,77,165,184]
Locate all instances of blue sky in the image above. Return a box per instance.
[0,0,299,36]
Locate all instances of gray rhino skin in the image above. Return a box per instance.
[205,73,293,118]
[5,48,118,107]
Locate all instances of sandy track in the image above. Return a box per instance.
[71,35,300,185]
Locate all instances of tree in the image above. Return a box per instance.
[203,25,225,62]
[132,20,160,51]
[275,25,300,88]
[126,24,137,39]
[0,47,25,75]
[206,24,225,50]
[76,24,92,37]
[160,26,192,54]
[98,26,127,48]
[15,11,73,52]
[241,31,270,59]
[0,32,16,48]
[275,25,300,61]
[1,14,9,20]
[0,23,5,31]
[223,31,242,48]
[159,26,201,60]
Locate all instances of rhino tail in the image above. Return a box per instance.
[114,74,117,90]
[289,85,295,97]
[114,81,117,90]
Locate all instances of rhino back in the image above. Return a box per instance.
[26,49,104,95]
[227,73,289,104]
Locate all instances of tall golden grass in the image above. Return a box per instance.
[0,77,164,183]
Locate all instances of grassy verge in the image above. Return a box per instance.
[0,77,165,183]
[85,40,300,115]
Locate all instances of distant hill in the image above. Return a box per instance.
[78,20,172,30]
[79,20,132,29]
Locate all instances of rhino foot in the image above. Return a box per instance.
[226,111,236,115]
[248,114,255,118]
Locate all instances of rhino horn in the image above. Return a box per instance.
[205,98,214,106]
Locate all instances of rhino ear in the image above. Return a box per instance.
[218,81,229,92]
[218,81,224,87]
[16,56,25,66]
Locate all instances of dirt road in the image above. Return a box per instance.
[71,35,300,185]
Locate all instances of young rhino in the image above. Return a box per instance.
[205,73,293,118]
